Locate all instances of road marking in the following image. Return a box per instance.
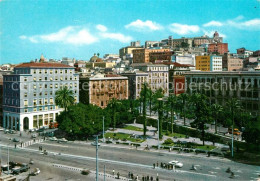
[37,142,68,148]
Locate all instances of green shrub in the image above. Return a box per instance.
[164,138,174,145]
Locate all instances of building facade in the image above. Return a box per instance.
[121,71,148,99]
[131,63,169,96]
[222,54,243,71]
[3,62,79,131]
[196,55,222,71]
[79,74,128,108]
[184,71,260,116]
[208,43,228,55]
[132,48,172,63]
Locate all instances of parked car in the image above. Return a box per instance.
[91,142,101,146]
[30,168,40,176]
[12,138,20,142]
[168,160,183,168]
[58,138,68,143]
[228,128,241,135]
[9,130,16,134]
[49,137,58,141]
[31,134,37,138]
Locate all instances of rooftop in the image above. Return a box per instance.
[15,62,73,68]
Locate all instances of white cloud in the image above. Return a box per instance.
[100,32,132,43]
[227,18,260,30]
[96,24,107,32]
[125,19,163,31]
[169,23,200,35]
[203,21,223,27]
[20,26,98,45]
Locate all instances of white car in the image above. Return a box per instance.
[169,160,183,168]
[49,137,58,141]
[58,138,68,143]
[91,142,101,146]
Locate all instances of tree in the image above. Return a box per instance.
[168,95,177,134]
[147,88,153,116]
[211,104,223,134]
[181,42,189,48]
[178,93,189,126]
[107,98,121,130]
[55,86,74,112]
[140,83,149,137]
[190,93,210,145]
[56,103,111,139]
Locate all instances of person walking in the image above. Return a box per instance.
[117,172,120,179]
[153,163,155,169]
[156,161,159,167]
[112,169,115,176]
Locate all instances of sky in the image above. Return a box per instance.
[0,0,260,64]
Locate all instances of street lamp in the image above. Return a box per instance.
[157,98,163,149]
[102,116,105,143]
[94,133,101,181]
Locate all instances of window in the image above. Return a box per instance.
[33,77,36,81]
[50,106,53,110]
[45,70,48,74]
[24,109,28,113]
[50,70,53,74]
[39,84,42,89]
[24,77,27,82]
[65,76,67,80]
[39,107,43,111]
[55,106,59,109]
[70,76,72,80]
[74,76,77,80]
[39,70,42,74]
[55,84,58,88]
[45,77,48,81]
[65,70,68,73]
[33,108,37,112]
[60,70,63,74]
[39,92,42,96]
[39,99,43,105]
[50,98,53,104]
[74,96,77,103]
[45,92,48,96]
[34,92,36,97]
[39,77,42,81]
[74,84,77,88]
[50,91,53,96]
[24,85,28,89]
[33,70,36,74]
[70,70,72,74]
[55,70,58,74]
[50,77,53,81]
[44,98,48,104]
[55,76,58,81]
[45,106,48,111]
[45,84,47,88]
[70,83,73,88]
[60,77,63,80]
[50,84,53,88]
[33,84,36,89]
[24,100,28,107]
[24,93,27,97]
[33,99,37,106]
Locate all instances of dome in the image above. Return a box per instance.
[90,53,98,62]
[95,58,103,62]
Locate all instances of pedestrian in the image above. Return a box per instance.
[117,172,120,179]
[128,172,131,178]
[136,175,138,180]
[131,173,133,179]
[15,144,16,149]
[39,146,41,151]
[20,132,22,137]
[173,165,176,172]
[153,163,155,169]
[142,176,145,181]
[151,176,153,181]
[156,161,159,167]
[112,169,115,176]
[147,175,149,180]
[160,162,163,168]
[136,145,138,150]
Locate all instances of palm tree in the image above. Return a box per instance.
[211,104,223,134]
[55,86,74,112]
[227,98,240,157]
[168,95,177,134]
[140,83,149,137]
[178,93,189,126]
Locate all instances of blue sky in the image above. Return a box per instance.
[0,0,260,64]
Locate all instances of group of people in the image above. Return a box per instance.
[153,161,175,171]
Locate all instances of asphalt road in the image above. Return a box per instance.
[1,131,260,181]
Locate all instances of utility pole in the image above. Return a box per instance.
[231,114,234,158]
[104,165,106,181]
[7,146,9,175]
[103,116,105,143]
[157,119,160,150]
[96,135,99,181]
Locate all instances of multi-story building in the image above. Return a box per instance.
[119,45,143,59]
[222,54,243,71]
[184,71,260,116]
[131,63,169,96]
[208,43,228,55]
[79,74,128,108]
[133,48,173,63]
[236,48,254,57]
[3,62,79,131]
[196,55,222,71]
[145,41,160,48]
[121,70,148,99]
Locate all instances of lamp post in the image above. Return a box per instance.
[102,116,105,143]
[157,118,160,149]
[96,135,99,181]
